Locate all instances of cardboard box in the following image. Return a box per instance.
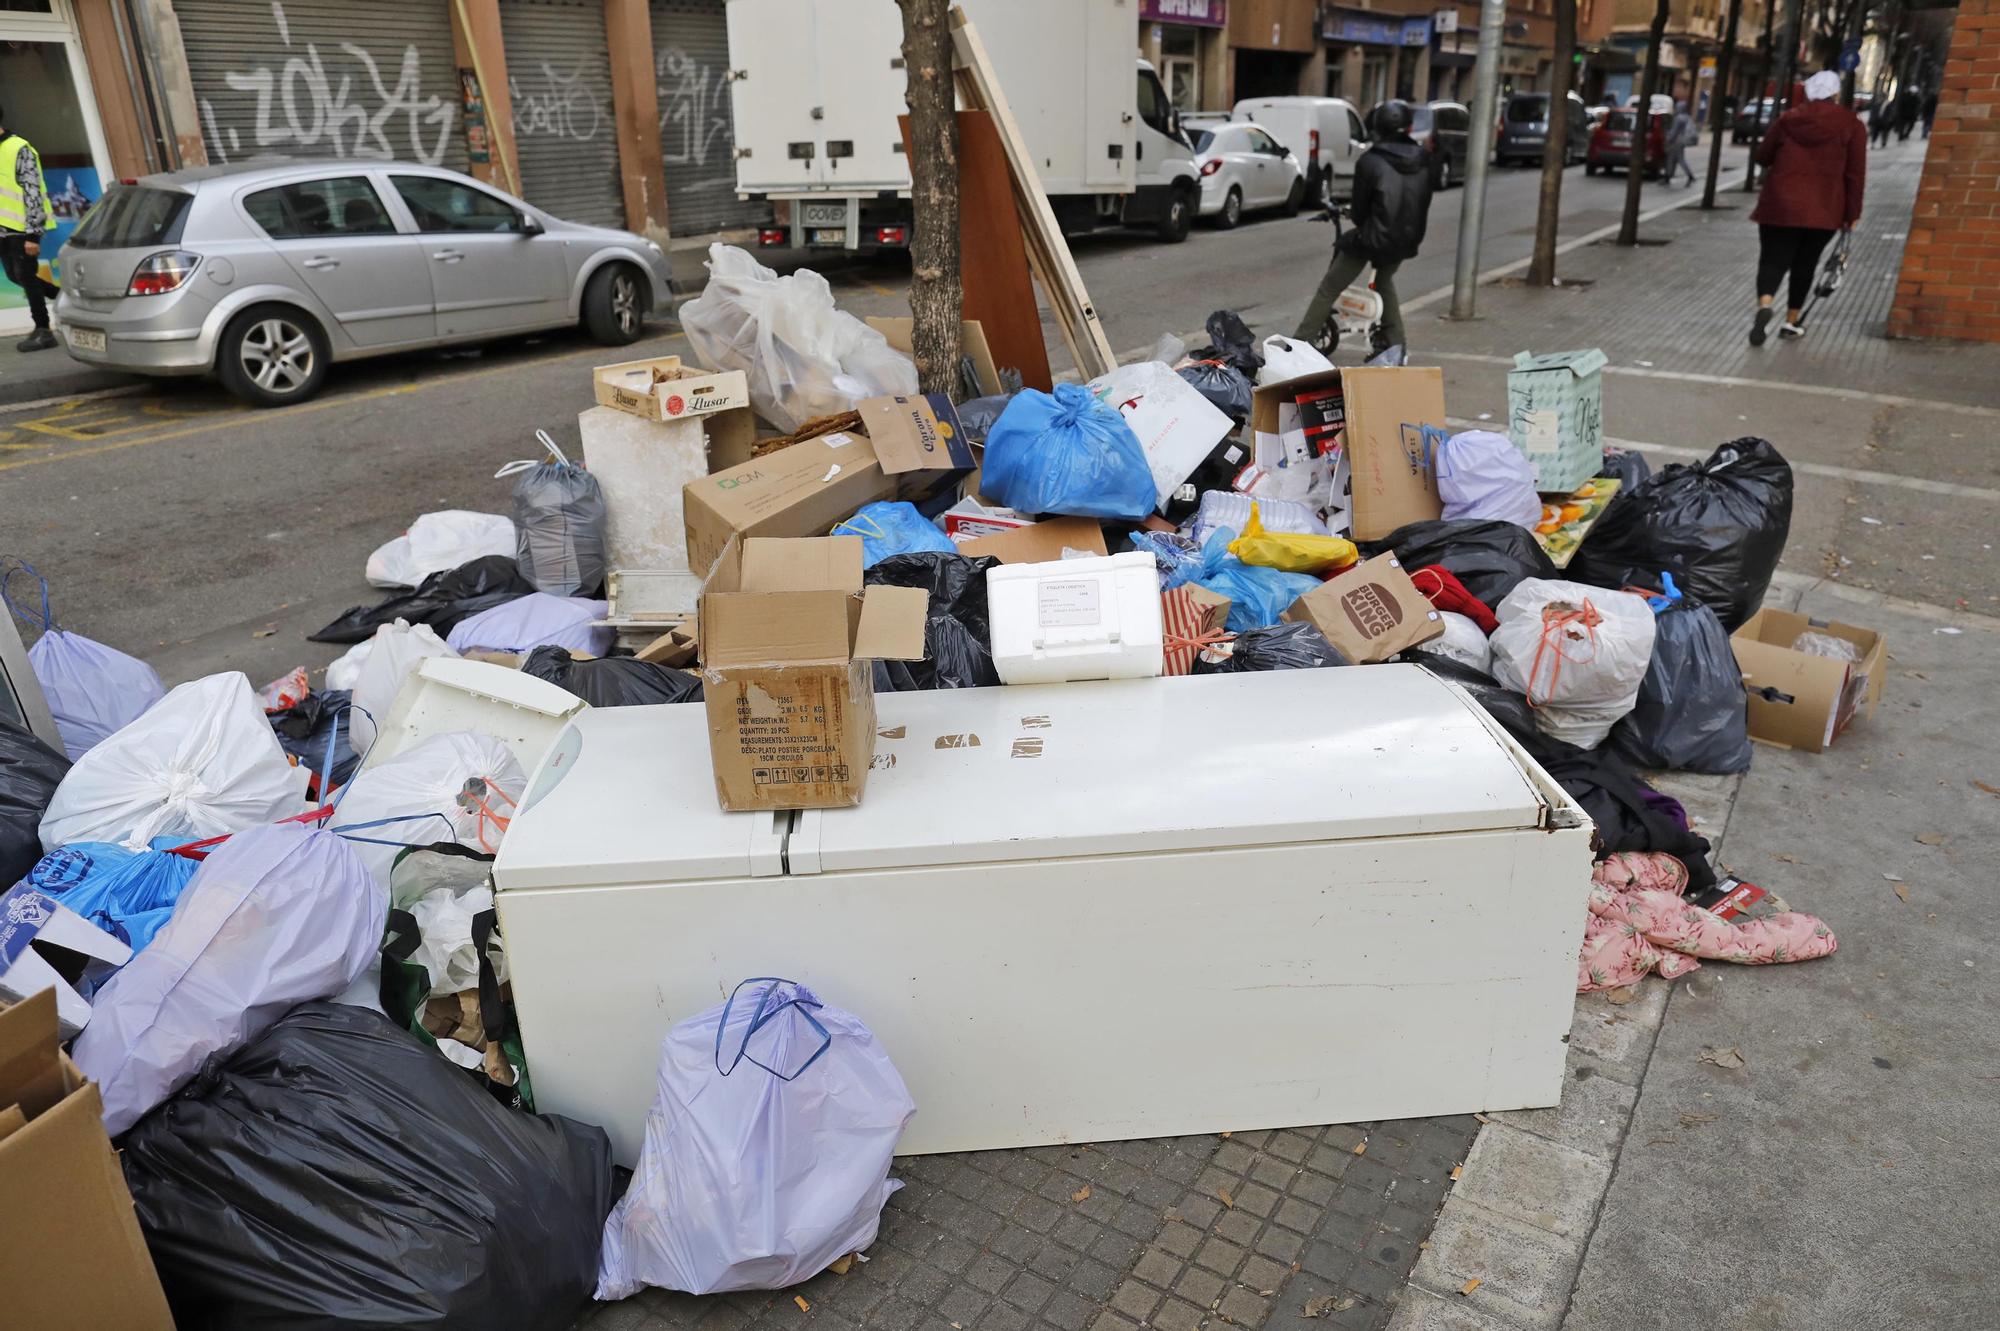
[682,428,896,579]
[865,317,1005,398]
[856,393,976,500]
[698,536,928,811]
[1284,553,1444,664]
[1731,608,1885,752]
[1252,366,1447,541]
[594,355,751,422]
[1507,349,1608,494]
[0,989,175,1329]
[0,889,131,1038]
[941,498,1034,540]
[956,516,1109,565]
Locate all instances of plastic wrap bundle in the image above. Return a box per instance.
[1489,580,1658,749]
[497,432,608,598]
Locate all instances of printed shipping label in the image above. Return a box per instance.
[1037,580,1103,628]
[1522,409,1561,457]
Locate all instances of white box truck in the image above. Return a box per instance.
[725,0,1200,251]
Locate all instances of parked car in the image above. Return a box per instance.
[1411,101,1471,189]
[1233,96,1368,204]
[55,161,671,407]
[1495,91,1589,166]
[1732,97,1777,143]
[1585,109,1667,177]
[1190,122,1309,228]
[1181,110,1234,132]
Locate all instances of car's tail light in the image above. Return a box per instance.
[876,225,908,245]
[126,250,199,296]
[1309,129,1320,159]
[757,227,787,246]
[1200,159,1222,177]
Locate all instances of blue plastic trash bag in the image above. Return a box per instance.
[1153,530,1319,633]
[832,501,956,568]
[4,559,165,760]
[596,978,916,1298]
[18,836,200,967]
[981,384,1157,521]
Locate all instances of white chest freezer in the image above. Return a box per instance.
[493,666,1594,1164]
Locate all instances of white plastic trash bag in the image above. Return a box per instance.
[71,823,385,1135]
[1490,580,1657,748]
[1255,335,1334,385]
[4,562,165,760]
[329,732,523,886]
[679,244,917,432]
[596,978,916,1298]
[348,619,458,758]
[1436,430,1542,527]
[1409,611,1493,673]
[38,672,309,853]
[407,883,502,998]
[366,510,517,589]
[324,638,373,692]
[446,593,611,658]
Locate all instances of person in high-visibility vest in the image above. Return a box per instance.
[0,105,60,353]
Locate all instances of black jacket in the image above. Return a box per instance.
[1342,136,1434,263]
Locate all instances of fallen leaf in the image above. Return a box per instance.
[1352,1141,1367,1156]
[1460,1278,1482,1296]
[1302,1295,1338,1318]
[1916,833,1944,846]
[1220,1130,1232,1138]
[1418,1240,1430,1251]
[1679,1111,1719,1127]
[252,627,276,638]
[1071,1184,1092,1203]
[1474,1112,1492,1123]
[794,1295,811,1313]
[1335,1297,1356,1312]
[1217,1187,1234,1209]
[1766,894,1792,913]
[1605,985,1638,1005]
[1699,1045,1746,1070]
[1773,851,1798,863]
[1895,883,1911,903]
[1449,1164,1464,1180]
[1974,780,2000,797]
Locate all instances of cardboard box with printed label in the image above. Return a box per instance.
[0,989,175,1330]
[698,536,928,812]
[1507,349,1607,494]
[957,516,1109,565]
[1731,608,1885,752]
[594,355,752,424]
[683,428,896,579]
[856,393,976,502]
[1284,553,1443,664]
[1251,367,1447,541]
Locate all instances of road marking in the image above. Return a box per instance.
[0,332,689,473]
[0,383,149,416]
[1432,352,2000,419]
[1445,416,2000,502]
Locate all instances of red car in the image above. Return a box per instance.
[1585,110,1667,177]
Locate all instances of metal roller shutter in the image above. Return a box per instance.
[177,0,467,173]
[500,0,626,229]
[651,0,767,235]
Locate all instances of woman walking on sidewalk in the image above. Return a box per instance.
[1748,71,1865,347]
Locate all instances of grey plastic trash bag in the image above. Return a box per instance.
[497,431,608,597]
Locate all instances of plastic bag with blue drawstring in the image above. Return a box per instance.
[980,384,1157,521]
[1145,530,1320,633]
[831,502,955,568]
[4,559,165,761]
[15,836,200,966]
[596,978,916,1297]
[1609,574,1753,774]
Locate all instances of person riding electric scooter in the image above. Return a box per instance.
[1296,100,1435,357]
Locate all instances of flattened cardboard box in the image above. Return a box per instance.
[865,317,1005,398]
[1284,553,1443,664]
[957,516,1109,565]
[699,535,927,811]
[683,428,896,579]
[1250,366,1447,541]
[0,989,174,1330]
[1731,608,1885,753]
[856,393,976,501]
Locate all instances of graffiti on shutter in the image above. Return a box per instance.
[510,61,607,147]
[656,47,731,187]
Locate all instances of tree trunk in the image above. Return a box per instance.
[1528,0,1577,285]
[1617,0,1671,245]
[897,0,962,398]
[1746,0,1779,189]
[1702,0,1744,206]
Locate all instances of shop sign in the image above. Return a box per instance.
[1139,0,1227,26]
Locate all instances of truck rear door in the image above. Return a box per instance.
[814,0,915,193]
[726,0,825,192]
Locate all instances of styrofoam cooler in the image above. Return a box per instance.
[985,551,1163,684]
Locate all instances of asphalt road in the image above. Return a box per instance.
[0,139,1772,688]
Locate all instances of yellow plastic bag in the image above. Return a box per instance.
[1227,503,1358,575]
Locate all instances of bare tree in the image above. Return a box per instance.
[1528,0,1578,285]
[1617,0,1672,246]
[1703,0,1745,207]
[897,0,962,397]
[1746,0,1779,189]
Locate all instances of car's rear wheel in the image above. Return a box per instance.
[1585,161,1599,175]
[217,304,328,408]
[1156,186,1193,243]
[1438,155,1454,189]
[1216,187,1243,230]
[583,263,646,345]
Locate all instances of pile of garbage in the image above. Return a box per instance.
[0,250,1868,1327]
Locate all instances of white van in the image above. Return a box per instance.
[1233,96,1369,203]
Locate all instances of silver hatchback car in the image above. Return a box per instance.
[55,160,673,406]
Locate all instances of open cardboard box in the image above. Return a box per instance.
[698,535,928,812]
[1731,608,1886,752]
[682,425,896,579]
[593,355,751,423]
[1249,366,1447,541]
[0,989,174,1329]
[865,317,1005,398]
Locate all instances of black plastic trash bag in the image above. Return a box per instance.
[1189,309,1263,376]
[500,434,609,598]
[1176,360,1255,424]
[1192,622,1348,673]
[1362,519,1557,610]
[865,552,1002,691]
[1600,447,1651,490]
[311,556,537,644]
[1569,437,1793,631]
[522,646,702,706]
[955,393,1016,443]
[121,1001,616,1331]
[1413,656,1537,740]
[1610,599,1752,774]
[268,689,359,791]
[1,717,68,888]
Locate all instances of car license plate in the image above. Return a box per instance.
[812,227,848,245]
[66,326,105,353]
[800,203,847,226]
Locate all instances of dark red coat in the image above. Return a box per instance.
[1751,100,1866,231]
